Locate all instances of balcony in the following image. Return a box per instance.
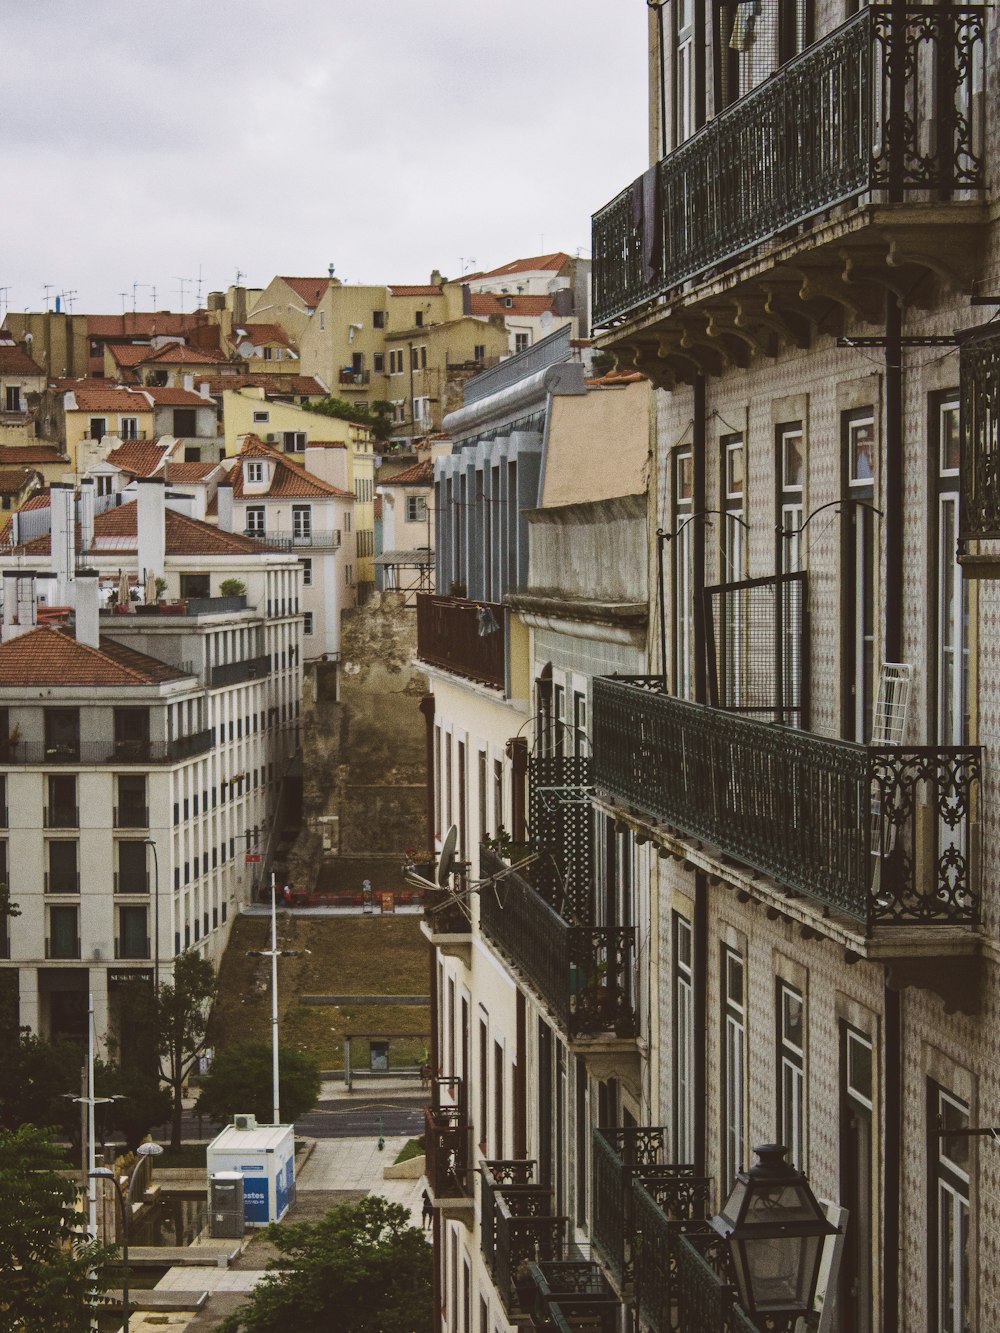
[43,805,79,829]
[416,594,506,691]
[45,935,80,960]
[479,845,636,1042]
[244,530,341,551]
[424,1076,471,1213]
[592,677,981,937]
[0,733,214,766]
[480,1161,568,1320]
[592,1127,711,1292]
[115,935,151,960]
[420,883,472,965]
[525,1258,621,1332]
[338,369,370,387]
[44,872,79,894]
[592,6,985,383]
[114,871,149,895]
[209,656,270,688]
[114,804,149,829]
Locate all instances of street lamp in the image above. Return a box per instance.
[143,839,159,991]
[89,1141,164,1333]
[709,1144,838,1329]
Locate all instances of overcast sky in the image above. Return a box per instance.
[3,2,649,318]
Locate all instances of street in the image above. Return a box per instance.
[174,1093,426,1143]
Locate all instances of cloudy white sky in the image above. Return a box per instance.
[3,2,649,317]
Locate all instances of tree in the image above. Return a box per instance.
[154,952,216,1149]
[94,1060,171,1153]
[0,1026,81,1137]
[0,1124,114,1331]
[196,1043,321,1127]
[303,395,393,441]
[217,1195,432,1333]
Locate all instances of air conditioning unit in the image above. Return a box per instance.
[265,433,277,444]
[233,1113,257,1131]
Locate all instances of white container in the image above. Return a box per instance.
[206,1121,296,1225]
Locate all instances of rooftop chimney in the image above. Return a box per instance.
[216,479,234,533]
[2,570,37,642]
[79,478,95,555]
[137,477,166,584]
[49,482,75,587]
[74,568,100,649]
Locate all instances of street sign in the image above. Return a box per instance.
[245,853,261,863]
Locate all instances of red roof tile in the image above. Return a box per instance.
[204,374,327,397]
[379,459,433,486]
[140,343,229,366]
[104,440,170,477]
[468,293,556,317]
[279,277,330,307]
[0,445,66,465]
[105,343,156,367]
[87,313,210,339]
[10,499,275,558]
[162,461,221,482]
[0,468,41,495]
[387,285,443,297]
[232,436,353,499]
[470,252,571,281]
[0,342,46,376]
[233,323,296,351]
[66,386,151,413]
[144,387,214,407]
[0,626,189,687]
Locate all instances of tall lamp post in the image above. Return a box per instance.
[246,873,304,1123]
[143,839,159,991]
[89,1141,163,1333]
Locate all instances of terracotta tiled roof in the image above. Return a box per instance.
[162,461,221,482]
[66,386,151,413]
[279,277,330,306]
[204,374,327,397]
[0,445,66,465]
[140,343,229,366]
[144,387,214,407]
[468,293,556,317]
[379,459,433,486]
[0,342,46,376]
[106,343,156,367]
[19,489,52,511]
[10,498,274,557]
[470,252,571,280]
[87,313,209,339]
[0,468,41,495]
[0,625,189,687]
[232,436,352,500]
[233,323,296,350]
[104,440,170,477]
[387,285,443,297]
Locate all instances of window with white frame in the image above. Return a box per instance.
[344,512,351,532]
[573,690,587,757]
[245,506,265,535]
[96,475,113,497]
[406,495,427,523]
[777,422,805,573]
[120,416,140,439]
[672,449,695,696]
[934,397,968,746]
[777,981,805,1170]
[4,386,21,412]
[721,946,746,1191]
[514,332,529,354]
[292,505,312,539]
[253,410,269,423]
[673,914,695,1163]
[675,0,695,144]
[301,558,312,587]
[931,1083,971,1333]
[246,461,264,484]
[283,431,306,453]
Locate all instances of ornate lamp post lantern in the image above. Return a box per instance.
[710,1144,838,1330]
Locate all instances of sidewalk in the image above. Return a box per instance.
[296,1136,425,1229]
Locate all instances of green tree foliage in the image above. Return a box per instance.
[196,1043,321,1127]
[94,1060,171,1153]
[218,1195,432,1333]
[304,396,393,441]
[154,952,216,1149]
[0,1027,81,1136]
[0,1125,114,1331]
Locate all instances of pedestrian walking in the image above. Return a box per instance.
[422,1188,433,1230]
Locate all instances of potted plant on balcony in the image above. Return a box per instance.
[0,725,20,761]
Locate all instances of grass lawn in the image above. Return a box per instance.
[208,914,431,1070]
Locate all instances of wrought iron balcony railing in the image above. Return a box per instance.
[479,1163,568,1319]
[210,655,270,688]
[113,804,149,829]
[592,676,981,932]
[43,804,79,829]
[960,327,1000,540]
[424,1075,471,1199]
[479,845,636,1038]
[480,1160,541,1277]
[592,1127,711,1290]
[592,5,985,328]
[0,733,213,766]
[526,1258,620,1329]
[415,594,506,690]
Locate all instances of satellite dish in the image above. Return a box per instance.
[437,824,459,887]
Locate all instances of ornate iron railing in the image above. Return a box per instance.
[593,1127,711,1290]
[480,1160,539,1275]
[493,1193,569,1318]
[592,5,985,327]
[479,845,636,1036]
[704,572,808,724]
[424,1075,470,1198]
[632,1189,717,1333]
[415,593,506,689]
[960,327,1000,539]
[592,677,981,931]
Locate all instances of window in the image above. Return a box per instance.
[930,1083,971,1333]
[118,904,148,958]
[114,708,150,760]
[4,386,21,412]
[414,310,424,327]
[245,506,265,535]
[411,346,420,371]
[283,431,306,452]
[673,914,695,1163]
[47,840,78,894]
[253,410,269,423]
[420,346,427,370]
[675,0,695,143]
[514,332,529,354]
[778,423,805,569]
[672,449,695,695]
[48,904,79,959]
[119,416,139,440]
[719,434,746,707]
[96,474,113,497]
[44,708,79,760]
[842,410,876,741]
[933,397,969,746]
[474,344,485,364]
[301,557,312,586]
[373,352,385,374]
[116,842,149,895]
[292,505,312,539]
[344,512,351,532]
[116,775,146,828]
[303,612,314,635]
[373,309,386,329]
[346,564,353,585]
[573,690,587,756]
[263,345,274,361]
[776,982,805,1170]
[89,417,108,439]
[553,682,566,757]
[721,946,746,1190]
[246,461,264,483]
[319,311,325,330]
[839,1025,874,1333]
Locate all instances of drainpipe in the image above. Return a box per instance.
[419,693,436,853]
